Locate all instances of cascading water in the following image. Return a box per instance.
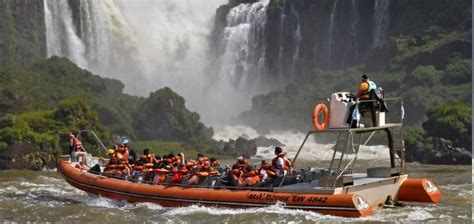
[44,0,252,124]
[44,0,87,68]
[214,0,270,93]
[327,0,339,61]
[351,0,360,58]
[113,0,231,123]
[43,0,393,124]
[372,0,390,48]
[290,7,301,84]
[44,0,139,83]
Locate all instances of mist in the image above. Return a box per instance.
[44,0,272,125]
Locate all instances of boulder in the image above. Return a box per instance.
[254,136,285,147]
[405,137,472,165]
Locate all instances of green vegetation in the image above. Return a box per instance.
[0,56,142,137]
[243,22,472,132]
[0,57,220,161]
[0,2,20,66]
[422,103,471,148]
[0,98,108,157]
[392,30,468,64]
[0,1,44,67]
[404,103,471,164]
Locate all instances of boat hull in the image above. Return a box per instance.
[58,160,372,217]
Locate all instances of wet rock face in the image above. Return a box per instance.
[0,142,56,170]
[0,0,46,65]
[254,136,284,148]
[406,138,472,165]
[222,137,257,158]
[219,135,284,158]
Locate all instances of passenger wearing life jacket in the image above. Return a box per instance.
[130,148,151,181]
[104,147,125,177]
[239,166,261,187]
[258,160,276,180]
[272,147,293,177]
[115,143,131,178]
[233,156,249,170]
[209,157,223,173]
[187,160,214,185]
[169,165,188,185]
[139,148,156,164]
[69,133,89,166]
[118,140,130,161]
[347,74,378,127]
[68,132,76,156]
[228,164,244,186]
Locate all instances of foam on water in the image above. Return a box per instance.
[163,203,350,222]
[84,196,165,211]
[214,125,388,161]
[404,209,434,221]
[440,183,472,199]
[84,196,126,209]
[213,125,260,141]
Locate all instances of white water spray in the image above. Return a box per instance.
[372,0,390,48]
[45,0,270,124]
[210,0,271,121]
[327,0,339,60]
[44,0,87,68]
[213,125,389,161]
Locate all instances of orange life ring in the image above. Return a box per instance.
[313,103,329,131]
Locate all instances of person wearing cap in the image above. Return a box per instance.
[357,74,377,100]
[356,74,377,127]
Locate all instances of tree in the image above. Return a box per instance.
[422,103,471,148]
[133,87,213,142]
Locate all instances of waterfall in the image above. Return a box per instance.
[45,0,255,124]
[372,0,390,48]
[216,0,270,91]
[206,0,270,121]
[327,0,339,61]
[78,0,111,74]
[351,0,360,58]
[290,4,301,83]
[44,0,138,79]
[44,0,87,68]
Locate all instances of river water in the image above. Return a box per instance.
[0,163,471,223]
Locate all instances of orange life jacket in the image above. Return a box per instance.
[272,153,292,174]
[234,160,248,169]
[144,154,155,163]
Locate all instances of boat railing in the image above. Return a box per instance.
[84,169,303,192]
[279,97,405,188]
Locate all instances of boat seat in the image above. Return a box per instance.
[319,175,354,187]
[367,167,400,178]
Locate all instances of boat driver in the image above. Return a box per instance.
[347,74,378,127]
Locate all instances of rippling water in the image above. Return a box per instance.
[0,163,471,223]
[0,164,473,223]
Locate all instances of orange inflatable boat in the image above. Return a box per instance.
[58,160,373,217]
[59,97,440,217]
